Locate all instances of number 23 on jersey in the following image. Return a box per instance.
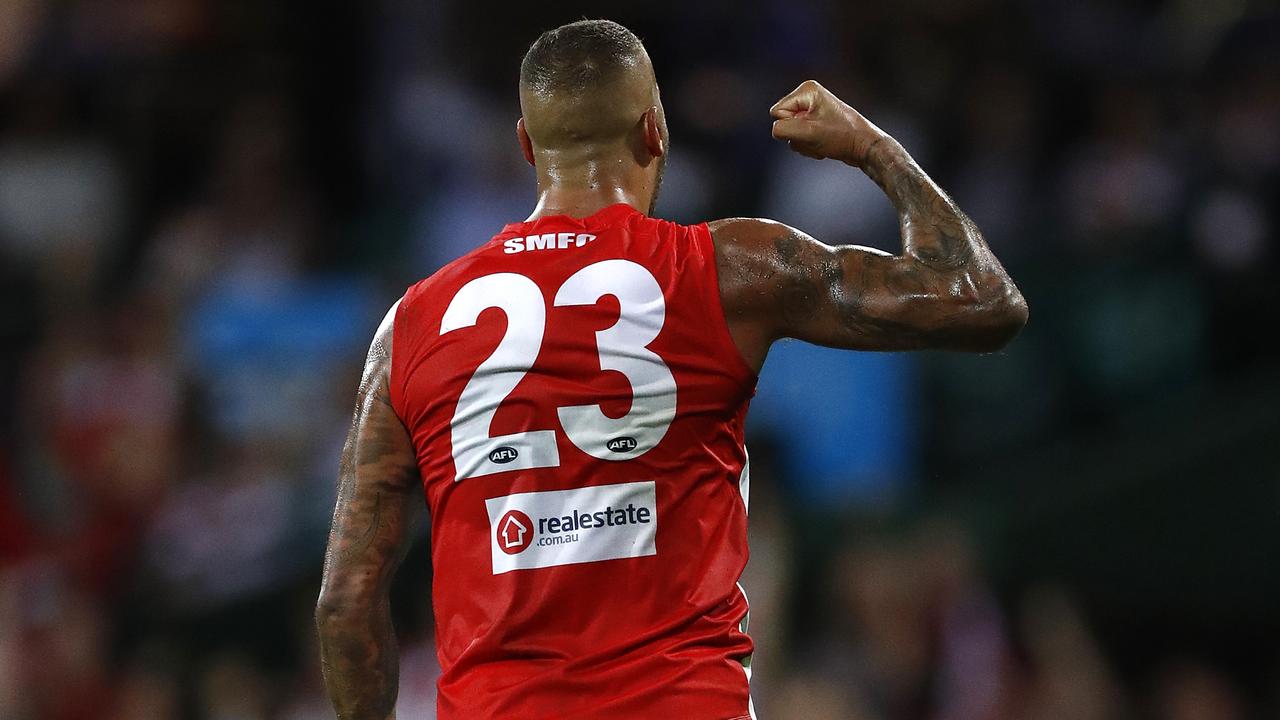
[440,259,677,481]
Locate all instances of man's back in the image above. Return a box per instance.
[316,19,1025,720]
[391,203,756,719]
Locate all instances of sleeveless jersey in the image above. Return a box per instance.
[390,203,758,720]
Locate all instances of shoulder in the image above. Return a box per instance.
[707,217,795,244]
[396,238,504,316]
[707,217,817,264]
[706,217,828,277]
[372,299,399,354]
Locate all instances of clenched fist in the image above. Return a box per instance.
[769,80,888,167]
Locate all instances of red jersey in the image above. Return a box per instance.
[390,203,757,719]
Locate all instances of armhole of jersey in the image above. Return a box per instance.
[388,294,410,423]
[691,222,759,388]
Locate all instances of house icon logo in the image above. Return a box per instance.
[496,509,534,555]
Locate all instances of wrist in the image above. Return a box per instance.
[837,108,891,167]
[846,130,895,171]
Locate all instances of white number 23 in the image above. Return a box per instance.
[439,260,676,481]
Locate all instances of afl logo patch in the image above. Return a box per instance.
[489,446,519,464]
[606,436,638,453]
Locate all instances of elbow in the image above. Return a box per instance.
[968,283,1028,352]
[315,592,346,637]
[315,581,373,636]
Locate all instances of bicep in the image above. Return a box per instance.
[712,218,980,352]
[320,305,423,604]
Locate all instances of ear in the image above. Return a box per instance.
[642,106,665,159]
[516,117,536,167]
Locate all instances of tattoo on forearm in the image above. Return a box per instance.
[862,137,982,272]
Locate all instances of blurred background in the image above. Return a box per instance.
[0,0,1277,718]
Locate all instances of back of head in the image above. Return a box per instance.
[519,20,656,152]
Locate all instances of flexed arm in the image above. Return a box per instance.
[316,304,423,720]
[712,81,1027,370]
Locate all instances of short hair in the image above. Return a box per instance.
[519,20,646,96]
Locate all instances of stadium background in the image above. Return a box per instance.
[0,0,1277,718]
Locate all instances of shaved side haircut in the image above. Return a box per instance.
[517,18,666,211]
[520,19,646,97]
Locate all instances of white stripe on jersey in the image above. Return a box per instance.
[737,446,756,719]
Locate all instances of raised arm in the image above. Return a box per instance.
[712,80,1027,370]
[316,303,423,720]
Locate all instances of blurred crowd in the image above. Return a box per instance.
[0,1,1276,719]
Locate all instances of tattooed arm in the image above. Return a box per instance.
[316,302,422,720]
[711,80,1027,371]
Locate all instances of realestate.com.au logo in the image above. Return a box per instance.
[496,509,534,554]
[485,481,658,574]
[496,504,654,555]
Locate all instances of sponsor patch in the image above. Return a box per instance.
[485,481,657,574]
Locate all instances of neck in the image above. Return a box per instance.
[526,151,654,220]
